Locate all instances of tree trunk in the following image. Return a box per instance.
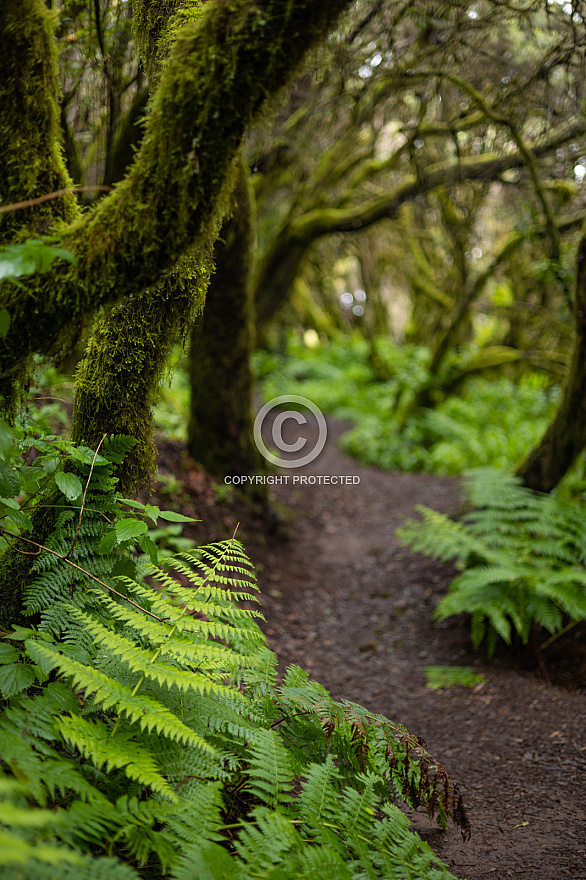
[0,0,354,412]
[516,233,586,492]
[188,158,262,486]
[72,251,212,493]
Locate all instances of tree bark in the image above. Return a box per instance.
[516,232,586,492]
[0,0,354,411]
[187,158,262,485]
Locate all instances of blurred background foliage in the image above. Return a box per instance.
[39,0,586,487]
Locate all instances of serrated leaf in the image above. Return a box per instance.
[0,663,36,697]
[115,518,148,543]
[55,471,83,500]
[0,644,19,664]
[0,462,19,497]
[158,510,196,523]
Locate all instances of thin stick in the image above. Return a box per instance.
[0,526,165,622]
[0,185,111,214]
[66,435,106,559]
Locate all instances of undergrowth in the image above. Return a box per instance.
[0,423,469,878]
[397,468,586,656]
[254,334,559,474]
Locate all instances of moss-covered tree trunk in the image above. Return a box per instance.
[71,252,213,493]
[187,157,262,484]
[516,232,586,492]
[68,0,353,491]
[0,0,80,414]
[0,0,354,626]
[0,0,355,413]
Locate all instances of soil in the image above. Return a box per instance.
[150,416,586,880]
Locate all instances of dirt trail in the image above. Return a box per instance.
[159,416,586,880]
[250,418,586,880]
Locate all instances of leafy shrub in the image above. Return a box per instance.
[255,334,559,474]
[397,468,586,656]
[0,429,468,878]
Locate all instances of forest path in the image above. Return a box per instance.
[249,418,586,880]
[159,416,586,880]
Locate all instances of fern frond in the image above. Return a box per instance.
[28,641,217,755]
[163,782,225,845]
[297,756,341,824]
[246,728,294,807]
[74,610,245,697]
[397,505,492,565]
[58,715,179,801]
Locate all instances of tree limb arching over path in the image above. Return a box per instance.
[0,0,354,417]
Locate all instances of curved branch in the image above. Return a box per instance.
[254,116,586,327]
[0,0,353,401]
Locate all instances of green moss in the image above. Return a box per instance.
[0,0,81,415]
[133,1,204,87]
[0,0,78,242]
[1,0,353,402]
[72,246,213,493]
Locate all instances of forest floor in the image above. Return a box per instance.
[151,417,586,880]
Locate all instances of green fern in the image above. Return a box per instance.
[398,467,586,654]
[0,434,468,879]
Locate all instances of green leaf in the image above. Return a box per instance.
[0,497,19,510]
[55,471,83,501]
[19,465,44,494]
[0,644,19,665]
[0,663,36,697]
[0,462,19,497]
[0,239,75,281]
[4,509,32,532]
[98,529,118,555]
[115,518,148,543]
[145,504,161,524]
[122,499,148,512]
[139,534,159,565]
[158,510,196,523]
[0,421,12,460]
[0,310,10,339]
[69,445,109,466]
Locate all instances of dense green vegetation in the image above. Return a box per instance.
[3,0,586,876]
[398,468,586,656]
[0,405,467,877]
[255,334,560,474]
